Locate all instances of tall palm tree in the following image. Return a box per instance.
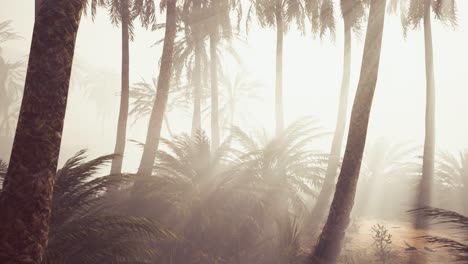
[0,0,86,262]
[391,0,457,228]
[248,0,305,135]
[137,0,178,179]
[311,0,387,263]
[308,0,366,230]
[87,0,156,175]
[206,0,240,149]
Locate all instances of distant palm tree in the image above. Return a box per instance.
[130,77,190,137]
[390,0,457,228]
[0,21,22,136]
[309,0,367,229]
[247,0,329,135]
[137,0,178,178]
[0,0,86,262]
[206,0,241,149]
[85,0,157,174]
[311,0,387,263]
[217,71,264,133]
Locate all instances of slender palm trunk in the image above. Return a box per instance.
[111,0,130,174]
[191,0,202,136]
[210,32,220,149]
[275,0,284,136]
[416,0,435,229]
[311,1,386,263]
[309,22,352,230]
[136,0,177,178]
[164,113,174,138]
[0,0,84,262]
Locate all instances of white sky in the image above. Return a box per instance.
[1,1,468,171]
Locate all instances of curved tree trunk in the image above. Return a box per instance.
[0,0,84,262]
[191,0,203,136]
[136,0,177,179]
[111,0,130,175]
[415,1,435,229]
[275,0,284,136]
[210,32,220,149]
[311,1,387,263]
[309,22,352,230]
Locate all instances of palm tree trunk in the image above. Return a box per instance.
[136,0,177,179]
[35,0,42,18]
[416,0,435,229]
[309,22,352,230]
[111,0,130,174]
[210,32,220,149]
[0,0,84,262]
[164,113,174,138]
[311,1,386,263]
[275,0,284,136]
[191,0,202,136]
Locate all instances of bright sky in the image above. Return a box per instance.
[1,1,468,171]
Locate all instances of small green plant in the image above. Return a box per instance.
[371,224,393,264]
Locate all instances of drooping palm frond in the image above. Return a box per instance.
[0,58,24,135]
[51,150,133,226]
[46,216,175,264]
[225,118,328,215]
[391,0,457,36]
[410,207,468,262]
[44,150,175,264]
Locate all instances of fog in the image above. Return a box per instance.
[1,0,468,263]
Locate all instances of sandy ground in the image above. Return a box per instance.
[304,219,461,264]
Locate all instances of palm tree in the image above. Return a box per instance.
[0,21,23,136]
[308,0,366,230]
[86,0,157,175]
[137,0,178,179]
[390,0,457,229]
[247,0,328,136]
[1,151,174,263]
[0,0,86,262]
[311,0,387,263]
[217,71,264,133]
[130,77,190,137]
[206,0,240,149]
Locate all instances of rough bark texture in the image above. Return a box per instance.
[0,0,84,262]
[191,0,203,136]
[275,0,284,136]
[110,0,130,175]
[136,0,177,179]
[415,0,435,229]
[210,33,220,150]
[311,1,386,263]
[35,0,42,18]
[309,22,352,230]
